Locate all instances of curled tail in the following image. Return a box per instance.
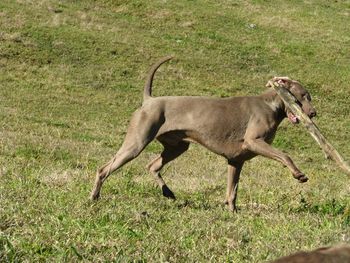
[143,56,173,101]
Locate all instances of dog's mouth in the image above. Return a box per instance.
[287,111,299,124]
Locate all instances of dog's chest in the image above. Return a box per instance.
[264,130,277,145]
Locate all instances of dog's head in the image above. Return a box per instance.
[267,77,317,124]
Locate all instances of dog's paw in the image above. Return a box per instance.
[162,185,176,199]
[223,200,239,213]
[90,192,100,201]
[298,176,308,183]
[295,173,308,183]
[228,204,239,213]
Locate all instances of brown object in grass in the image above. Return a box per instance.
[270,245,350,263]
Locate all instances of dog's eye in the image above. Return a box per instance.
[304,94,311,101]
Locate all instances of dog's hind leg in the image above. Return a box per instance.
[147,140,189,199]
[91,143,145,200]
[90,110,162,200]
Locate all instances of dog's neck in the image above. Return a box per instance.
[261,88,287,122]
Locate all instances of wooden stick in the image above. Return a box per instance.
[269,81,350,176]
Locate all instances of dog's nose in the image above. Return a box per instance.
[309,110,316,118]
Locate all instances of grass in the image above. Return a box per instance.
[1,0,350,262]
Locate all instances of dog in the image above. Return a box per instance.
[270,245,350,263]
[90,56,316,212]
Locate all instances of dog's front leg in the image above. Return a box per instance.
[242,139,308,182]
[225,161,244,212]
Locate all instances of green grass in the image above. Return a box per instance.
[1,0,350,262]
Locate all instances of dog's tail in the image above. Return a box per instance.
[143,55,173,101]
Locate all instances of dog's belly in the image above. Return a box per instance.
[157,129,257,161]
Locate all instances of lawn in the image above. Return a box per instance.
[1,0,350,262]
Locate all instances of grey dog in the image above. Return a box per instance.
[90,56,316,212]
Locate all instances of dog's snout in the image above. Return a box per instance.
[309,109,316,118]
